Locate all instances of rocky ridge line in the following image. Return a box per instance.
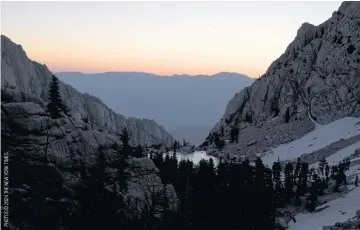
[204,1,360,158]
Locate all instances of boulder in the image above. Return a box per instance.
[354,148,360,157]
[275,217,288,230]
[327,179,337,192]
[356,209,360,218]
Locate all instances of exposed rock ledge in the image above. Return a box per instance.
[1,88,178,217]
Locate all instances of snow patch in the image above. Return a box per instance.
[308,112,323,130]
[262,117,360,166]
[311,141,360,168]
[288,187,360,230]
[164,151,219,166]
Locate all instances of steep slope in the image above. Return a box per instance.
[257,116,360,230]
[205,1,360,157]
[56,71,254,136]
[287,142,360,230]
[261,117,360,166]
[1,87,178,227]
[1,35,176,146]
[288,186,360,230]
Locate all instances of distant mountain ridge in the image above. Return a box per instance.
[170,125,213,146]
[56,71,254,144]
[56,71,249,78]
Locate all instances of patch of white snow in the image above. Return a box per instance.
[262,117,360,166]
[165,151,219,166]
[311,141,360,168]
[288,187,360,230]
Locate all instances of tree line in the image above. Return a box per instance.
[5,137,352,230]
[149,148,352,230]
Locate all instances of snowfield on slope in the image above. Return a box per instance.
[288,159,360,230]
[261,117,360,166]
[310,141,360,168]
[261,117,360,230]
[287,186,360,230]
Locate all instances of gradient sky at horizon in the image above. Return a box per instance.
[2,1,341,77]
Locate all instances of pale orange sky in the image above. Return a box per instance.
[1,1,341,77]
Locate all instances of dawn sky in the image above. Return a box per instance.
[2,1,341,77]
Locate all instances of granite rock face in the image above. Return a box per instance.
[1,35,179,221]
[1,35,176,147]
[206,2,360,156]
[1,88,178,217]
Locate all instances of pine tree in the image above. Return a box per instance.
[79,147,122,229]
[306,173,320,212]
[172,141,178,158]
[294,161,306,206]
[162,153,171,184]
[338,162,347,185]
[230,126,239,143]
[272,160,283,207]
[133,145,144,158]
[47,75,69,118]
[298,162,309,196]
[113,127,132,192]
[284,162,294,202]
[346,159,351,170]
[38,164,70,230]
[254,158,275,230]
[319,178,327,196]
[334,178,340,192]
[244,113,253,123]
[161,184,172,229]
[182,139,187,147]
[213,132,225,149]
[294,158,301,184]
[319,157,327,176]
[331,165,337,178]
[120,127,132,154]
[168,153,179,188]
[332,163,346,193]
[284,107,291,123]
[177,160,190,203]
[294,188,302,207]
[325,162,330,181]
[355,174,358,187]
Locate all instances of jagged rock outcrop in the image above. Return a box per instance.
[205,1,360,157]
[1,88,178,218]
[1,35,176,146]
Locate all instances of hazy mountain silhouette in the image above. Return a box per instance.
[57,71,254,144]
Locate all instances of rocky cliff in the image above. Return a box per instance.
[1,35,176,147]
[205,1,360,157]
[1,35,178,228]
[1,87,178,223]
